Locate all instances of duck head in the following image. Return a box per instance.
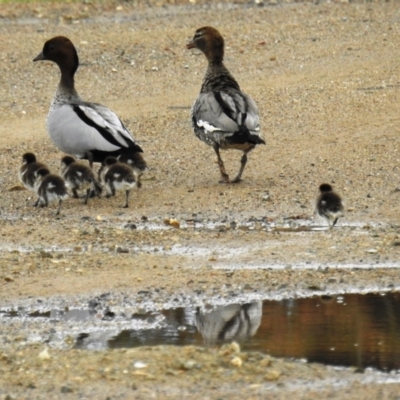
[319,183,333,193]
[34,36,79,82]
[22,152,37,165]
[187,26,224,63]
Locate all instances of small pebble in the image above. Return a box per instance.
[38,348,51,360]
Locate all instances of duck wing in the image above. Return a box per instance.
[48,102,143,159]
[192,90,263,145]
[74,103,140,150]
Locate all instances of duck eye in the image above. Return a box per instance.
[45,43,55,52]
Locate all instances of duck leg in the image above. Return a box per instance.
[72,188,80,198]
[105,181,116,198]
[83,188,90,205]
[231,151,249,183]
[86,151,94,169]
[41,194,49,208]
[134,171,142,189]
[123,190,130,208]
[56,199,63,216]
[91,179,102,198]
[213,144,230,183]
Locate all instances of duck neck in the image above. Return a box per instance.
[57,52,80,97]
[55,67,80,102]
[201,60,240,93]
[60,71,75,90]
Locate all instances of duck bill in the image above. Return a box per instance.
[186,42,195,49]
[33,51,45,62]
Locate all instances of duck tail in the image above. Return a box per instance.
[229,123,265,145]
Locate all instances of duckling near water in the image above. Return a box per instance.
[316,183,344,229]
[60,155,102,204]
[99,157,136,208]
[34,167,69,216]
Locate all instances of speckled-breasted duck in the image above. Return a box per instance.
[99,156,136,208]
[34,167,69,216]
[60,155,102,204]
[33,36,144,168]
[187,26,265,183]
[316,183,344,229]
[19,152,48,193]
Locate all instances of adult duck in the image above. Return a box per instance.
[187,26,265,183]
[34,36,144,168]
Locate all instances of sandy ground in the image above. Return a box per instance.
[1,0,400,398]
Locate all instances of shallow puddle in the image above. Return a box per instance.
[2,291,400,372]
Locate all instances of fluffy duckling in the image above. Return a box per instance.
[33,36,145,168]
[117,152,147,188]
[19,152,48,193]
[60,155,102,204]
[34,168,69,216]
[100,157,136,208]
[187,26,265,183]
[316,183,344,229]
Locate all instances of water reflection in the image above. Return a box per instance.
[2,292,400,371]
[250,292,400,372]
[101,292,400,371]
[195,302,262,344]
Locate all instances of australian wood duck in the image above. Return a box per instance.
[61,155,102,204]
[34,168,69,216]
[33,36,144,168]
[187,26,265,183]
[19,152,48,192]
[99,156,136,208]
[117,152,147,188]
[316,183,344,229]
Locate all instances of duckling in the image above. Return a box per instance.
[99,157,136,208]
[33,36,145,168]
[19,152,48,194]
[117,152,147,188]
[34,168,69,216]
[316,183,344,229]
[60,155,102,204]
[187,26,265,183]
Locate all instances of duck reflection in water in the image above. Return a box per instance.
[195,302,262,345]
